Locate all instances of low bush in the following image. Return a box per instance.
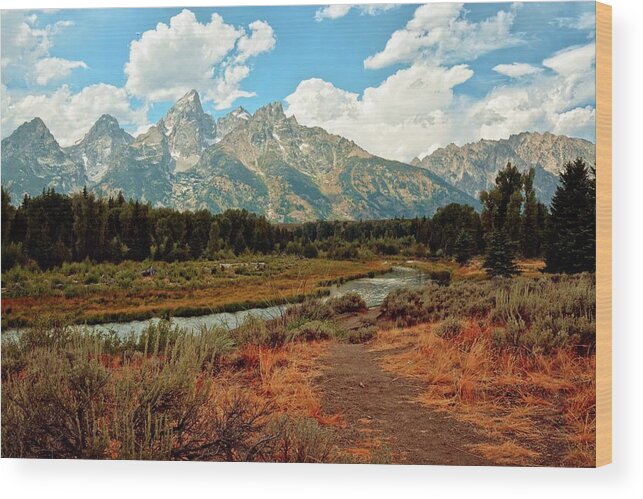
[289,321,336,342]
[435,318,463,338]
[326,292,367,315]
[271,416,337,463]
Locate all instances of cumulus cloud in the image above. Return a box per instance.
[314,4,398,22]
[124,9,275,108]
[493,63,542,78]
[364,3,522,69]
[286,63,474,160]
[315,5,352,21]
[2,84,149,146]
[286,38,596,162]
[0,12,87,86]
[543,42,596,76]
[467,43,596,143]
[34,57,88,85]
[236,21,276,63]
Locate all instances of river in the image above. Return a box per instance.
[5,266,428,338]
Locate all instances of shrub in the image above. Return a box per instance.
[272,416,337,463]
[381,273,596,353]
[1,321,275,461]
[381,288,425,326]
[435,318,463,338]
[342,326,377,344]
[289,321,335,342]
[326,292,367,314]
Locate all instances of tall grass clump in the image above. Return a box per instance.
[381,273,595,353]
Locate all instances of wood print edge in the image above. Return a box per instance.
[595,1,612,468]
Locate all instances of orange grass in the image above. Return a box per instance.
[371,321,596,467]
[232,341,345,427]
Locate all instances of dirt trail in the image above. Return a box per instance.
[317,342,493,465]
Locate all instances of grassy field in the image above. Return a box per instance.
[1,257,391,327]
[1,256,595,465]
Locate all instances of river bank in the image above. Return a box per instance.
[1,257,393,328]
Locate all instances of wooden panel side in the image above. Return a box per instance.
[596,1,612,468]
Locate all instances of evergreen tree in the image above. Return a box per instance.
[521,168,545,258]
[453,229,475,264]
[483,230,518,277]
[480,162,523,233]
[1,187,15,245]
[545,158,596,273]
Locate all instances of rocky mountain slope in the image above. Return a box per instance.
[173,102,477,221]
[3,89,592,221]
[412,132,596,204]
[66,114,134,183]
[1,118,85,198]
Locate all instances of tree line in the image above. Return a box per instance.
[1,158,595,275]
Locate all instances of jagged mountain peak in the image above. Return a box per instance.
[11,117,53,139]
[81,114,132,143]
[3,117,59,155]
[1,118,85,198]
[253,101,286,121]
[158,89,215,171]
[174,88,201,109]
[230,106,251,119]
[66,114,134,183]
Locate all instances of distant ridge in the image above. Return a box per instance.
[412,131,596,204]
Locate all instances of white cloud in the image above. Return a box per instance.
[286,38,596,162]
[493,63,542,78]
[236,21,276,63]
[2,84,149,146]
[315,4,399,21]
[468,43,596,143]
[124,9,275,108]
[286,63,473,160]
[553,106,596,138]
[315,5,353,21]
[364,3,522,69]
[543,42,596,76]
[34,57,88,85]
[556,12,596,31]
[0,12,87,86]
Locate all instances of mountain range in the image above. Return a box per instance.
[1,89,595,222]
[411,132,596,205]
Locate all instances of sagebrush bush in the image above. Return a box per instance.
[435,318,463,338]
[1,317,341,461]
[326,292,367,314]
[271,416,337,463]
[382,273,596,353]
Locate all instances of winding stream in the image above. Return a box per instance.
[5,266,428,338]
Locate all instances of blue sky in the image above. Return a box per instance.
[1,2,597,161]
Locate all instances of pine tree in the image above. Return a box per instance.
[521,168,544,258]
[453,229,474,264]
[545,158,596,273]
[483,230,518,277]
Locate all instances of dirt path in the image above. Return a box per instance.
[317,342,493,465]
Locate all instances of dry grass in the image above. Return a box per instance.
[1,315,344,461]
[233,341,345,427]
[469,441,539,466]
[371,321,595,467]
[3,258,390,327]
